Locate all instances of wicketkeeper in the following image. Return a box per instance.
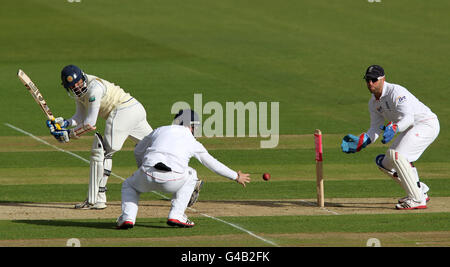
[341,65,440,210]
[116,109,251,229]
[46,65,153,209]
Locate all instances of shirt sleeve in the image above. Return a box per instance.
[68,101,84,127]
[394,96,414,132]
[82,82,104,127]
[195,152,238,180]
[366,101,384,143]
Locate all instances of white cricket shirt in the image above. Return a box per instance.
[135,125,238,180]
[69,74,134,128]
[366,81,437,142]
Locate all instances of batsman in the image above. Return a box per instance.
[341,65,440,210]
[47,65,153,209]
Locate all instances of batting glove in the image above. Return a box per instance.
[51,129,70,143]
[341,133,371,153]
[46,117,69,132]
[46,120,57,133]
[54,117,70,128]
[380,122,398,144]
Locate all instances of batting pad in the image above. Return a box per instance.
[89,133,105,204]
[388,149,422,202]
[97,157,112,203]
[375,154,401,185]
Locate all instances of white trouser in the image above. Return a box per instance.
[382,118,439,172]
[120,166,198,224]
[389,118,440,162]
[381,118,439,195]
[104,101,153,155]
[91,101,152,204]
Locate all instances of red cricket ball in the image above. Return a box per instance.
[262,173,271,181]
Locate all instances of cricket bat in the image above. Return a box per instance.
[17,69,61,130]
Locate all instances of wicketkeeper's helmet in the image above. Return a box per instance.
[173,109,200,136]
[61,65,88,97]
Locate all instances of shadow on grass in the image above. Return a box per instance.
[200,199,394,210]
[12,220,118,230]
[12,220,173,230]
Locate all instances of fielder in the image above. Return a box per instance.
[47,65,153,209]
[116,109,251,229]
[341,65,439,210]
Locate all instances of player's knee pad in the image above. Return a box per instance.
[375,154,400,185]
[388,149,422,201]
[380,153,395,171]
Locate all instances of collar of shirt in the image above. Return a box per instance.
[371,81,390,101]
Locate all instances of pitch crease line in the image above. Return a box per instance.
[4,123,125,180]
[4,123,280,247]
[299,200,339,215]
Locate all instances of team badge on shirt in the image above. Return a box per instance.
[397,96,406,104]
[89,97,96,102]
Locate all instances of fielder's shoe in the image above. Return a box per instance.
[167,214,195,228]
[74,199,107,210]
[188,180,204,207]
[116,216,134,229]
[395,198,427,210]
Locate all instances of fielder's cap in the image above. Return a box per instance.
[364,65,385,79]
[173,109,201,137]
[173,109,200,127]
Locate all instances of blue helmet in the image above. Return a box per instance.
[61,65,87,97]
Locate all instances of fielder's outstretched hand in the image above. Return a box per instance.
[236,171,251,187]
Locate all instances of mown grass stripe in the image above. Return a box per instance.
[1,213,448,241]
[1,179,449,203]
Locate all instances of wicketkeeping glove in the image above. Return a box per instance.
[380,122,398,144]
[341,133,371,153]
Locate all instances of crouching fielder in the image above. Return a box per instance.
[116,109,251,229]
[341,65,439,210]
[46,65,153,209]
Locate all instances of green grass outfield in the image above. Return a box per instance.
[0,0,449,249]
[1,213,450,246]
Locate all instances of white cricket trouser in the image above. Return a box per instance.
[381,118,439,194]
[389,118,440,162]
[120,166,198,224]
[88,100,152,204]
[104,100,153,156]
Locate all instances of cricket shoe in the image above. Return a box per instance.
[395,198,427,210]
[167,214,195,228]
[116,216,134,229]
[398,182,430,204]
[398,193,430,204]
[74,199,107,210]
[188,180,204,207]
